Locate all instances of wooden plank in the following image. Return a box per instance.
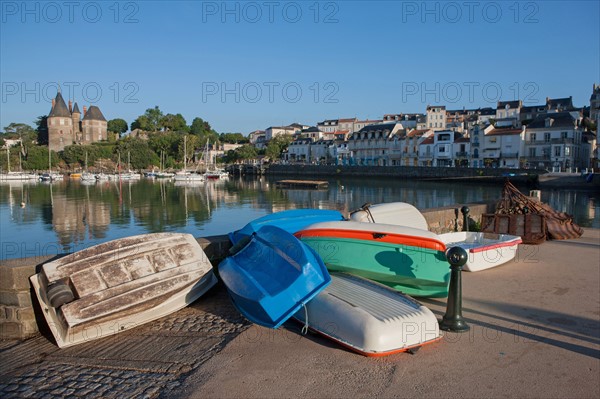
[274,180,329,189]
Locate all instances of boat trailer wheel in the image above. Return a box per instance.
[47,281,75,308]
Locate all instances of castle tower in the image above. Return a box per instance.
[82,105,108,144]
[48,91,74,152]
[71,102,82,143]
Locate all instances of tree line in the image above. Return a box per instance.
[0,106,294,172]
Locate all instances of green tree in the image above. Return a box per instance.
[131,115,151,131]
[107,118,128,135]
[220,132,249,143]
[265,134,293,161]
[234,144,258,161]
[161,113,189,133]
[131,106,164,132]
[114,137,159,170]
[34,116,48,145]
[189,117,211,135]
[148,131,181,167]
[178,134,200,166]
[22,145,54,171]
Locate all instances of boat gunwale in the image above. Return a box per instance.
[295,228,446,252]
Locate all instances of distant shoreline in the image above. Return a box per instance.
[265,165,599,189]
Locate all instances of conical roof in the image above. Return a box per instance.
[82,105,107,121]
[72,102,81,114]
[48,92,71,118]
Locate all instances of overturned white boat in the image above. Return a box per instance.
[30,232,217,348]
[439,231,522,272]
[294,273,441,357]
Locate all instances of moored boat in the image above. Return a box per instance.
[295,221,450,297]
[218,225,331,329]
[438,231,522,272]
[350,202,429,230]
[293,273,441,356]
[229,209,345,245]
[30,232,218,348]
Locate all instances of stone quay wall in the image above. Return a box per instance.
[267,164,537,182]
[0,204,495,340]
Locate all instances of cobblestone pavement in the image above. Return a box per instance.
[0,284,249,399]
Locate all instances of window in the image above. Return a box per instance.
[529,147,536,157]
[561,131,568,139]
[530,133,536,142]
[565,147,571,156]
[554,147,561,156]
[544,133,551,142]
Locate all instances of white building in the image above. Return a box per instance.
[265,126,296,141]
[347,123,403,166]
[286,138,313,163]
[482,127,524,168]
[402,129,433,166]
[426,105,446,131]
[431,130,461,167]
[522,112,584,170]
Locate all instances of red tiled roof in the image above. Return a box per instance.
[421,136,434,144]
[407,129,430,137]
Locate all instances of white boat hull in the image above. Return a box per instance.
[294,273,441,356]
[350,202,429,231]
[439,232,522,272]
[30,232,217,348]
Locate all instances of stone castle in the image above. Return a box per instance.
[48,91,108,152]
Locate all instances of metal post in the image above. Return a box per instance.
[461,206,470,232]
[440,247,470,332]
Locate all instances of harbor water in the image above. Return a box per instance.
[1,176,598,260]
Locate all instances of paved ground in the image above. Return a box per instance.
[1,229,599,398]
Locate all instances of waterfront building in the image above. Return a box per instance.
[311,139,335,164]
[48,91,107,152]
[431,130,463,167]
[418,135,434,166]
[402,129,433,166]
[286,138,313,163]
[353,119,382,132]
[337,118,358,133]
[382,114,423,129]
[426,105,446,131]
[520,104,548,124]
[495,100,522,128]
[265,126,297,141]
[347,123,403,166]
[521,112,584,170]
[317,119,338,133]
[454,136,471,167]
[248,130,265,145]
[297,126,322,140]
[482,127,524,168]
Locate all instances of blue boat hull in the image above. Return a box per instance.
[229,209,345,245]
[219,225,331,328]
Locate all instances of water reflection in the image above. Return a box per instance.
[0,177,598,260]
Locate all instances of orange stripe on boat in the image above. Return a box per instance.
[295,229,446,252]
[469,238,523,253]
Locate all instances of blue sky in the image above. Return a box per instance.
[1,0,599,134]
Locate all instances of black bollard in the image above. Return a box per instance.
[440,246,470,332]
[454,208,459,232]
[461,206,470,232]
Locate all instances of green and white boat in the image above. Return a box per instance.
[295,221,450,298]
